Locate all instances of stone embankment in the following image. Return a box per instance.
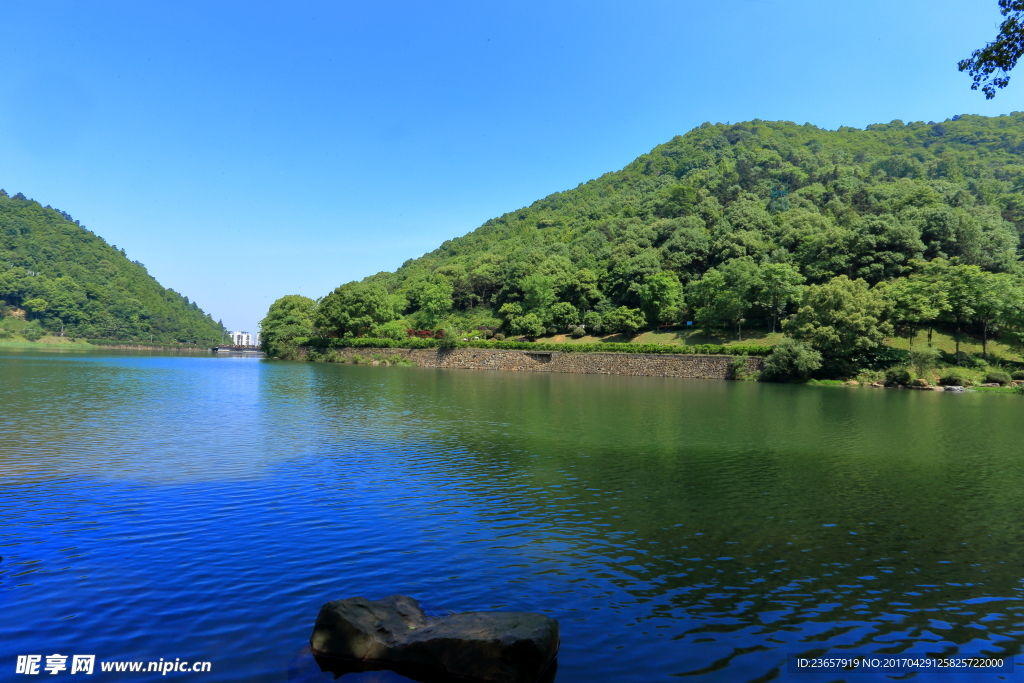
[308,346,764,380]
[89,344,211,352]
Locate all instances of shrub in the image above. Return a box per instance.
[482,329,494,339]
[1012,370,1024,380]
[728,355,757,381]
[938,369,971,386]
[985,370,1012,385]
[372,320,409,341]
[547,326,558,336]
[23,326,43,341]
[569,325,585,338]
[582,311,603,331]
[296,336,774,356]
[909,347,940,375]
[493,333,505,341]
[436,326,459,348]
[884,366,913,386]
[761,338,822,382]
[950,352,986,369]
[855,369,885,385]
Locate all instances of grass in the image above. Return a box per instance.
[0,339,95,349]
[806,379,849,386]
[886,328,1024,364]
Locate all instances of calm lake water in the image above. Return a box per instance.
[2,349,1024,683]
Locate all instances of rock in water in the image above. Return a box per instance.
[310,595,427,660]
[310,596,559,683]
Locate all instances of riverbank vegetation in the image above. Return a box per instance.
[263,114,1024,385]
[0,191,226,344]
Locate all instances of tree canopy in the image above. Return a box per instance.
[303,114,1024,347]
[260,294,316,356]
[961,1,1024,98]
[0,191,224,343]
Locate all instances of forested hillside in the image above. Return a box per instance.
[0,191,225,343]
[266,113,1024,378]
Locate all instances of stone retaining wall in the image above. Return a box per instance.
[308,346,764,380]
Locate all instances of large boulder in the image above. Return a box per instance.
[310,595,427,660]
[310,596,559,683]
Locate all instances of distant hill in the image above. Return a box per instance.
[0,191,224,343]
[304,113,1024,339]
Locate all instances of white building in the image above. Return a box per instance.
[229,331,252,346]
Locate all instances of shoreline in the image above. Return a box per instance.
[0,340,213,352]
[298,345,764,380]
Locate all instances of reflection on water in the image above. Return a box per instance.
[2,348,1024,682]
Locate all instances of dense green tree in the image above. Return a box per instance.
[877,272,948,349]
[688,258,761,340]
[582,310,604,334]
[636,271,684,326]
[549,301,580,330]
[498,302,543,337]
[0,193,224,342]
[785,275,893,362]
[919,260,990,359]
[259,294,316,356]
[761,338,822,382]
[757,263,804,333]
[316,282,400,336]
[603,307,646,336]
[521,273,556,312]
[971,272,1017,359]
[276,114,1024,342]
[416,280,453,327]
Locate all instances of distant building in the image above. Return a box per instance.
[229,331,252,346]
[254,333,261,348]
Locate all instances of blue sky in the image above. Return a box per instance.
[1,0,1020,332]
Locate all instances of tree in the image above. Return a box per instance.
[499,302,545,338]
[960,1,1024,98]
[417,280,453,327]
[316,282,401,336]
[971,272,1016,359]
[549,301,580,330]
[757,263,804,333]
[582,310,604,334]
[920,260,988,360]
[636,271,684,326]
[785,275,893,362]
[877,272,947,349]
[260,294,316,357]
[372,320,409,340]
[603,306,646,336]
[761,338,822,382]
[22,297,49,316]
[509,312,545,338]
[687,258,761,340]
[521,273,556,312]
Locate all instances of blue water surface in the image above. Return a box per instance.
[2,349,1024,682]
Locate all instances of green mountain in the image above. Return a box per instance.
[0,191,225,343]
[302,113,1024,342]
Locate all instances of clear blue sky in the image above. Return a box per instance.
[1,0,1020,332]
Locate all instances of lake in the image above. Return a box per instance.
[2,348,1023,682]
